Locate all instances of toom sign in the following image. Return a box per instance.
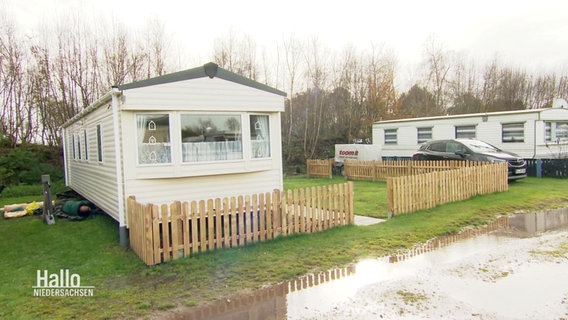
[339,150,359,156]
[334,144,381,164]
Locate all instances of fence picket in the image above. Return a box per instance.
[199,200,207,252]
[223,198,230,248]
[237,196,245,246]
[215,198,222,249]
[259,193,266,241]
[182,202,190,258]
[251,194,258,243]
[170,201,181,260]
[230,197,237,247]
[191,201,198,254]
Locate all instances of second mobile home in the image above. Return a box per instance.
[372,104,568,159]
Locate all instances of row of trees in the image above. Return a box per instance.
[2,11,568,166]
[1,12,170,148]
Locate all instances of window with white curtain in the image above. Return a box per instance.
[180,114,243,162]
[136,114,171,164]
[250,115,270,158]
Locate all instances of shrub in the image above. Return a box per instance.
[0,144,64,186]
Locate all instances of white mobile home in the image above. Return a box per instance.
[61,63,286,244]
[372,102,568,159]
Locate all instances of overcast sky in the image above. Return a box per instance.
[3,0,568,87]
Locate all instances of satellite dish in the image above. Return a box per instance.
[552,98,568,109]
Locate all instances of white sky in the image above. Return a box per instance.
[3,0,568,88]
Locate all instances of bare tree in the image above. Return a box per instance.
[422,35,451,113]
[302,36,329,160]
[143,17,169,77]
[213,30,258,80]
[0,15,29,146]
[280,35,303,161]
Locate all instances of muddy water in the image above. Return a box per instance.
[166,209,568,320]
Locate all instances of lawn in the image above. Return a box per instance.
[1,176,567,319]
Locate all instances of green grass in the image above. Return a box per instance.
[1,176,567,319]
[284,175,389,218]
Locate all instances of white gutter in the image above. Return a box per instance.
[61,129,69,186]
[61,91,113,128]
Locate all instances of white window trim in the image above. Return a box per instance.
[455,125,477,139]
[384,129,398,145]
[96,123,103,163]
[135,112,173,166]
[501,122,525,143]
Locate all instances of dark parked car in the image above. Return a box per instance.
[412,139,527,180]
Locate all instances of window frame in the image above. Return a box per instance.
[77,132,82,160]
[384,129,398,145]
[71,134,77,160]
[135,113,172,166]
[455,125,476,139]
[179,112,244,163]
[96,123,103,162]
[83,129,89,160]
[545,121,568,143]
[250,114,271,159]
[417,127,432,144]
[501,122,525,143]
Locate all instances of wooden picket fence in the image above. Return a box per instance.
[127,182,354,265]
[344,159,485,181]
[387,162,508,216]
[307,158,333,178]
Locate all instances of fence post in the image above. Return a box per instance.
[41,175,55,225]
[536,159,542,178]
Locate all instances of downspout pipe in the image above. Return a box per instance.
[532,111,540,159]
[110,86,128,247]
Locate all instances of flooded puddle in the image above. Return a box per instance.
[165,209,568,320]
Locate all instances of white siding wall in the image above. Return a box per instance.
[121,78,284,112]
[124,170,283,206]
[63,102,121,220]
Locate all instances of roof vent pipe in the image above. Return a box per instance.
[204,62,219,79]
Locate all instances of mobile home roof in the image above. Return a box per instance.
[62,62,287,128]
[374,108,551,125]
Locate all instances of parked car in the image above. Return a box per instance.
[412,139,527,180]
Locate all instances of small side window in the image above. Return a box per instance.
[96,123,103,162]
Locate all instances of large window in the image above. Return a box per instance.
[502,122,524,143]
[384,129,397,144]
[180,114,242,162]
[545,121,568,143]
[136,114,171,164]
[250,115,270,158]
[455,125,476,139]
[96,123,103,162]
[417,127,432,144]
